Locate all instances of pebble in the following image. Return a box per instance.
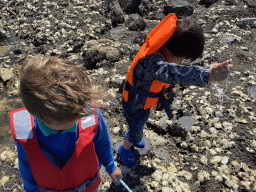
[209,149,218,155]
[0,175,9,185]
[177,170,193,181]
[200,130,210,138]
[200,155,208,165]
[238,172,249,181]
[162,187,174,192]
[147,131,168,146]
[210,156,223,164]
[162,173,170,181]
[112,126,120,134]
[0,68,14,82]
[1,150,16,162]
[152,170,162,182]
[215,175,223,182]
[225,179,239,190]
[241,181,251,190]
[198,171,210,182]
[150,180,160,188]
[214,122,223,129]
[14,158,18,169]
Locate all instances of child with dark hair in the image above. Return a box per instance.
[10,55,122,192]
[118,13,233,167]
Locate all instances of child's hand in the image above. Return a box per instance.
[109,167,123,182]
[209,60,233,82]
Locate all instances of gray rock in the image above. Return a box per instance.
[238,18,256,29]
[168,122,188,137]
[0,28,7,41]
[0,45,14,56]
[13,45,24,55]
[225,0,236,5]
[133,31,147,45]
[147,131,168,146]
[82,40,123,68]
[18,30,30,39]
[243,0,256,8]
[109,76,126,89]
[147,118,168,132]
[118,0,142,13]
[72,41,84,53]
[106,48,120,61]
[130,45,141,60]
[136,137,153,156]
[154,148,170,161]
[138,0,152,16]
[82,48,105,69]
[164,1,193,16]
[110,27,127,41]
[0,68,14,82]
[8,19,15,24]
[218,34,236,44]
[176,116,197,132]
[125,14,146,31]
[110,4,125,26]
[199,0,219,6]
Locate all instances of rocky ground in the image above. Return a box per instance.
[1,0,256,191]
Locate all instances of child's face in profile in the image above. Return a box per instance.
[44,119,77,131]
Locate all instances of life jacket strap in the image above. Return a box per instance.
[124,80,174,120]
[159,94,174,120]
[38,171,100,192]
[124,80,171,98]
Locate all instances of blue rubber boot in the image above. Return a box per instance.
[124,130,145,148]
[118,145,137,167]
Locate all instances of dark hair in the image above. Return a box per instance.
[163,16,205,61]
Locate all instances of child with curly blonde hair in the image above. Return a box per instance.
[10,55,122,192]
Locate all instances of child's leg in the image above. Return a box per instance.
[122,100,150,146]
[125,108,150,146]
[123,136,133,149]
[118,101,150,167]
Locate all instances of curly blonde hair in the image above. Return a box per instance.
[20,54,106,124]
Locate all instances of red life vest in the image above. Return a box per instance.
[10,107,101,192]
[123,13,177,119]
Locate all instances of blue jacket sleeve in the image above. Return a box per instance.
[93,108,116,174]
[135,54,210,86]
[14,141,40,192]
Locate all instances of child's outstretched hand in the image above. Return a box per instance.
[209,60,233,82]
[109,166,123,182]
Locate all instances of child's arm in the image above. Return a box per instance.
[208,60,233,83]
[137,54,210,87]
[15,141,40,192]
[93,108,123,182]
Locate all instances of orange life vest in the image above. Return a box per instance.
[123,13,177,119]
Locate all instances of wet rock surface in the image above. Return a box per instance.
[1,0,256,191]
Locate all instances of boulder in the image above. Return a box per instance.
[164,1,193,16]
